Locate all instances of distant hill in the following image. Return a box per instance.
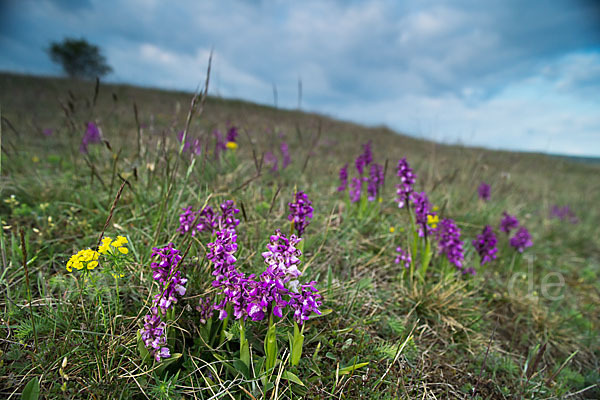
[1,71,598,178]
[549,154,600,164]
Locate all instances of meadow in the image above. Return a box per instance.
[1,72,599,399]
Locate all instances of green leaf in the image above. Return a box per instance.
[213,353,239,376]
[264,320,278,373]
[312,342,322,363]
[308,308,333,320]
[136,331,150,364]
[297,239,305,263]
[289,322,304,366]
[421,238,432,277]
[410,212,418,272]
[240,338,250,366]
[184,158,196,179]
[357,277,372,290]
[339,362,369,375]
[239,321,250,367]
[155,353,182,376]
[22,377,40,400]
[263,381,274,393]
[309,362,322,376]
[233,359,250,379]
[281,371,305,386]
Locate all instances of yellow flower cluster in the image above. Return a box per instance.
[99,236,129,255]
[66,249,100,272]
[225,141,238,150]
[427,214,439,229]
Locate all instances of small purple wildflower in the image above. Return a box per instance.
[366,163,385,201]
[411,191,436,237]
[80,122,102,154]
[500,212,519,234]
[141,243,188,360]
[478,182,491,201]
[218,200,241,231]
[395,247,411,269]
[140,306,170,361]
[337,164,349,192]
[509,227,533,253]
[177,201,240,236]
[214,130,227,159]
[549,205,562,219]
[258,232,321,323]
[355,154,365,175]
[177,206,196,235]
[176,130,202,156]
[362,141,373,166]
[349,177,362,203]
[207,228,239,274]
[248,268,289,320]
[436,218,465,269]
[264,151,279,172]
[150,243,182,285]
[354,141,373,175]
[244,284,279,321]
[207,228,321,325]
[150,243,188,313]
[196,206,218,233]
[262,229,303,280]
[396,158,416,209]
[192,138,202,155]
[207,228,249,320]
[354,142,372,175]
[288,192,313,236]
[177,130,192,153]
[550,205,578,224]
[196,296,215,324]
[280,142,291,169]
[472,225,498,265]
[288,282,322,324]
[85,122,101,142]
[226,125,238,143]
[43,128,53,136]
[215,269,250,320]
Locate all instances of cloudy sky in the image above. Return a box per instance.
[1,0,599,156]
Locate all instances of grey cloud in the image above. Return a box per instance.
[0,0,599,155]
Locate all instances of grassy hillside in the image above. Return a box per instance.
[1,72,599,399]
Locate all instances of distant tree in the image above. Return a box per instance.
[48,37,112,79]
